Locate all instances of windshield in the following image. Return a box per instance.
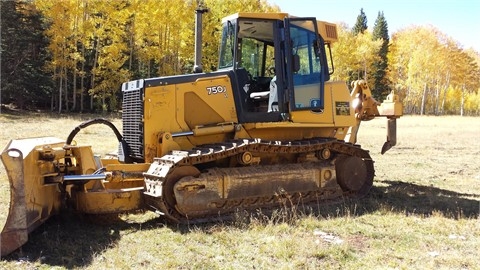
[218,21,235,69]
[218,19,275,76]
[290,21,322,83]
[238,38,274,77]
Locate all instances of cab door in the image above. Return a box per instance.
[283,18,329,113]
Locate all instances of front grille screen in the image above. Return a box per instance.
[122,81,144,161]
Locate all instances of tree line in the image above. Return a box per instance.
[1,0,279,112]
[1,1,479,115]
[332,8,480,116]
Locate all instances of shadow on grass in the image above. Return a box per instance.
[311,180,479,220]
[1,211,166,268]
[369,180,479,218]
[2,180,478,268]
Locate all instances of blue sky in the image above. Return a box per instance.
[269,0,480,52]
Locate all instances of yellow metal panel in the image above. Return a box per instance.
[173,75,238,149]
[73,187,143,214]
[379,91,403,117]
[290,82,335,124]
[105,163,151,172]
[143,74,239,158]
[144,84,179,159]
[283,81,356,141]
[176,75,237,128]
[158,132,183,159]
[242,122,335,141]
[184,91,224,129]
[100,158,120,166]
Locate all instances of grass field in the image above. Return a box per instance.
[0,112,479,269]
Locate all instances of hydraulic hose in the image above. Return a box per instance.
[66,118,123,145]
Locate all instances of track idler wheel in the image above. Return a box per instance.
[163,166,201,217]
[335,155,373,195]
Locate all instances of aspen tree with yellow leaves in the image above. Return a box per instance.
[330,23,382,87]
[1,0,479,115]
[389,25,480,115]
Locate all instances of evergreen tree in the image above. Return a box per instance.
[1,0,53,109]
[349,8,368,83]
[352,8,367,35]
[372,11,390,100]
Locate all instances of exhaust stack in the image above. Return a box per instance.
[193,7,209,73]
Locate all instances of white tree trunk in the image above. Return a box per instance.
[420,82,427,115]
[460,84,465,116]
[58,75,63,114]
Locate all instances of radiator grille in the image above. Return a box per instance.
[122,80,144,161]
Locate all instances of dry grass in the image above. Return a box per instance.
[0,112,479,269]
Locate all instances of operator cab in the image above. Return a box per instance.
[218,13,333,123]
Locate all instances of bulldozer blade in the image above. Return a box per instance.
[1,137,65,257]
[1,149,28,257]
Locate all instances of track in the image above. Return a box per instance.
[143,138,374,223]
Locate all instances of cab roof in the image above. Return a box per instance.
[222,12,338,43]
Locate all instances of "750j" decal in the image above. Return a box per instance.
[206,85,227,95]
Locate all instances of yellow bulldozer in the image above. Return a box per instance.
[0,11,402,256]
